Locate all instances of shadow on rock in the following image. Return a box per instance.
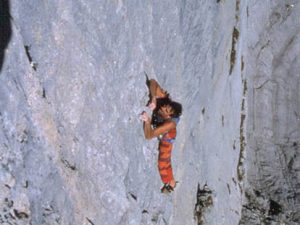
[0,0,12,73]
[194,183,213,225]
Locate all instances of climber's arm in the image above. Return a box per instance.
[149,79,168,99]
[141,112,175,139]
[143,120,175,139]
[147,79,169,110]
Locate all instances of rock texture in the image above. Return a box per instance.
[240,1,300,224]
[0,0,299,225]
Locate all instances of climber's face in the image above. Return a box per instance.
[158,104,174,119]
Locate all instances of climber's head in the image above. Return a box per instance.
[157,98,182,119]
[169,101,182,118]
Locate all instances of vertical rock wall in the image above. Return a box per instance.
[0,0,299,225]
[240,1,300,224]
[172,1,246,224]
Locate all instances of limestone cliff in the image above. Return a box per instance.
[0,1,299,225]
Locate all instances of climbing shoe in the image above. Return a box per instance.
[160,182,178,193]
[165,184,174,192]
[160,184,171,194]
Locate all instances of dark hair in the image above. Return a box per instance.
[169,101,182,118]
[151,98,182,128]
[156,98,182,118]
[156,97,172,109]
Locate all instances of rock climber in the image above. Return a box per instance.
[140,78,182,193]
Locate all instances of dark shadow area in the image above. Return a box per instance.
[0,0,12,73]
[269,199,282,216]
[144,71,151,105]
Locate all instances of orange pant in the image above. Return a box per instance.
[158,141,174,184]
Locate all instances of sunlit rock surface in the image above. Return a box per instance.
[0,0,299,225]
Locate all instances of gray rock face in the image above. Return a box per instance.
[0,0,299,225]
[240,1,300,224]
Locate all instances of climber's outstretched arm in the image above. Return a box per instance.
[149,79,168,99]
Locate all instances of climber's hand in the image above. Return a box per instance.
[140,111,151,122]
[148,102,156,111]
